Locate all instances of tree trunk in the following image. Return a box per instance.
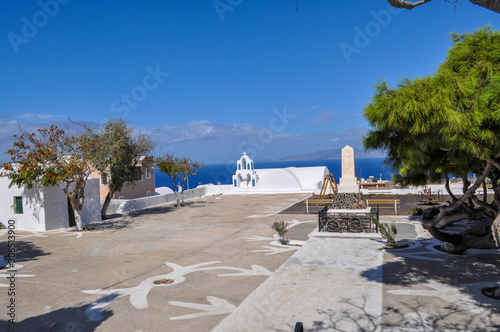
[68,193,84,231]
[387,0,500,14]
[174,187,180,207]
[67,181,86,231]
[181,187,185,206]
[424,221,498,254]
[101,191,113,219]
[74,209,83,231]
[434,212,472,229]
[387,0,432,10]
[470,0,500,14]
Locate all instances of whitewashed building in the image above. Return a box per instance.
[0,176,101,231]
[232,153,329,193]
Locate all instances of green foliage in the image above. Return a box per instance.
[1,125,94,190]
[156,152,204,206]
[364,27,500,183]
[271,216,289,245]
[371,215,397,247]
[1,123,100,230]
[0,222,5,230]
[363,26,500,216]
[411,208,423,216]
[92,118,154,194]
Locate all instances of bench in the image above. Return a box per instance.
[304,199,333,214]
[365,199,400,214]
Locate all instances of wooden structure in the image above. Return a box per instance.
[319,173,338,200]
[365,198,400,215]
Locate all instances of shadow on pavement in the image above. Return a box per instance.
[0,304,113,332]
[0,241,50,264]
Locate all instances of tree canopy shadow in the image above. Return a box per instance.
[0,303,112,332]
[124,200,214,218]
[361,238,500,288]
[85,218,140,231]
[271,297,500,331]
[0,240,50,266]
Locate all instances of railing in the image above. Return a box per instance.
[418,189,443,203]
[318,205,378,233]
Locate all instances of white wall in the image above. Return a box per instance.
[81,178,102,226]
[0,177,47,231]
[116,186,210,214]
[0,177,101,231]
[43,185,70,230]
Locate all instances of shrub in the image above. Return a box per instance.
[411,208,423,216]
[371,215,397,248]
[0,222,5,229]
[271,216,289,245]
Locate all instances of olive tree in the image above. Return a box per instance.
[93,119,154,219]
[156,152,203,206]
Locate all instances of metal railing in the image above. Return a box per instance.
[418,189,443,203]
[318,205,378,233]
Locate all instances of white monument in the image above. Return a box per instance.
[338,145,359,193]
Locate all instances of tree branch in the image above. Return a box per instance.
[470,0,500,14]
[432,163,494,226]
[388,0,432,9]
[444,176,458,202]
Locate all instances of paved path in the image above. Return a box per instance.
[214,216,500,331]
[0,194,316,331]
[214,236,384,331]
[0,194,499,331]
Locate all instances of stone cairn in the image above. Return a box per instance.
[331,193,367,210]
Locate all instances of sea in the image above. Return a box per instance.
[155,157,392,191]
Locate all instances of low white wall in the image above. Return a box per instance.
[360,188,466,196]
[204,184,234,195]
[116,185,213,214]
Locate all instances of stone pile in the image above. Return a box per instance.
[331,193,367,210]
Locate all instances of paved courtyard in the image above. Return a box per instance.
[1,193,499,331]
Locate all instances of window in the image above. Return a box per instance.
[132,166,143,181]
[146,168,152,179]
[14,196,23,214]
[101,173,108,185]
[147,191,151,197]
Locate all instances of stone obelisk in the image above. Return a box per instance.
[338,145,359,193]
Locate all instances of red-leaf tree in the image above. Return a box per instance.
[1,125,99,231]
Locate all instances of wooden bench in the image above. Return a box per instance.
[305,199,333,205]
[365,199,400,214]
[304,199,332,214]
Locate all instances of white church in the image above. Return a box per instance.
[231,152,330,193]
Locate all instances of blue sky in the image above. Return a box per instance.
[0,1,498,164]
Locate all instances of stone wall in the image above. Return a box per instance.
[331,193,366,210]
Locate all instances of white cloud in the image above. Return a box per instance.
[16,113,61,119]
[304,110,337,125]
[0,117,378,164]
